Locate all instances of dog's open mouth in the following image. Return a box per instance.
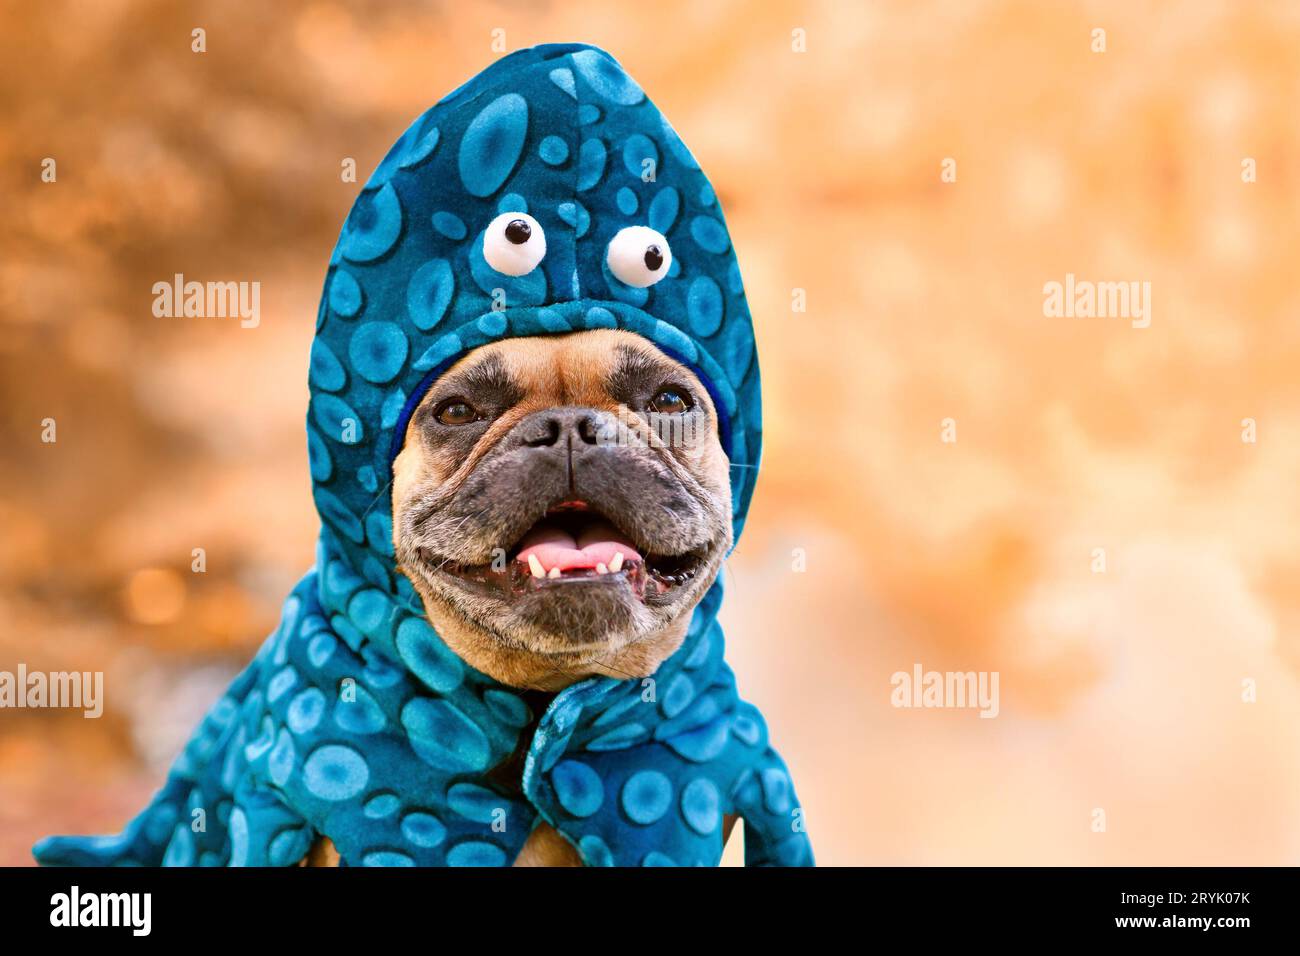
[418,501,705,599]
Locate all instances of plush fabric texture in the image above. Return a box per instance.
[33,43,813,868]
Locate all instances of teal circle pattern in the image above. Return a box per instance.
[620,770,672,825]
[303,745,370,801]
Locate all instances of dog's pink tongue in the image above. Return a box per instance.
[515,519,641,572]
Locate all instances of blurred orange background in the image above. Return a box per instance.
[4,0,1300,866]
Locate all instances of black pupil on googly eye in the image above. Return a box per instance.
[643,245,664,271]
[505,219,531,244]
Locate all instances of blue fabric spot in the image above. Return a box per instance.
[306,632,336,669]
[661,673,696,718]
[163,825,194,867]
[557,201,591,237]
[651,319,697,363]
[413,331,463,372]
[732,713,763,746]
[307,429,332,482]
[398,123,440,169]
[571,48,645,105]
[616,186,638,215]
[269,828,311,867]
[312,394,364,444]
[446,841,507,867]
[347,588,390,636]
[348,322,408,384]
[539,135,569,165]
[268,729,296,786]
[725,317,755,381]
[303,745,370,801]
[680,778,720,835]
[364,851,414,866]
[588,723,646,751]
[578,834,614,867]
[548,67,576,99]
[314,488,363,542]
[243,717,274,762]
[483,689,530,727]
[228,807,249,866]
[334,683,387,735]
[622,133,659,179]
[342,183,403,262]
[363,792,399,818]
[356,464,378,494]
[362,647,403,688]
[621,770,672,824]
[536,307,571,332]
[577,138,606,191]
[402,698,490,772]
[690,215,730,254]
[395,616,465,693]
[761,767,793,814]
[686,276,724,337]
[380,388,406,430]
[477,311,507,337]
[447,783,502,823]
[331,613,364,651]
[267,667,298,704]
[401,812,447,848]
[432,211,467,240]
[407,259,455,331]
[497,193,528,213]
[665,719,730,763]
[551,761,604,818]
[328,269,363,317]
[458,93,529,198]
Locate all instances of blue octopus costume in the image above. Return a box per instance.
[34,43,813,867]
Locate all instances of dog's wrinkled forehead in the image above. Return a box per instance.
[306,43,761,585]
[417,331,715,418]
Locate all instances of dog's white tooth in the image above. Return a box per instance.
[528,554,546,578]
[596,562,608,575]
[548,566,562,579]
[609,552,624,573]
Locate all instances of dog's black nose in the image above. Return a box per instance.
[516,406,602,449]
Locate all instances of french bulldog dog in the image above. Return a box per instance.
[304,328,737,866]
[36,43,813,868]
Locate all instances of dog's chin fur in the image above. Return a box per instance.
[402,545,726,690]
[391,329,733,692]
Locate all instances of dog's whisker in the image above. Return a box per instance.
[357,476,396,522]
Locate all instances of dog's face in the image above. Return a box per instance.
[392,329,732,690]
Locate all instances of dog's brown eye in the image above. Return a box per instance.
[648,388,692,415]
[435,400,479,425]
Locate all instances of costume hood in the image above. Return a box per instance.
[35,43,811,867]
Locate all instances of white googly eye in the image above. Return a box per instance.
[606,225,672,288]
[483,212,546,276]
